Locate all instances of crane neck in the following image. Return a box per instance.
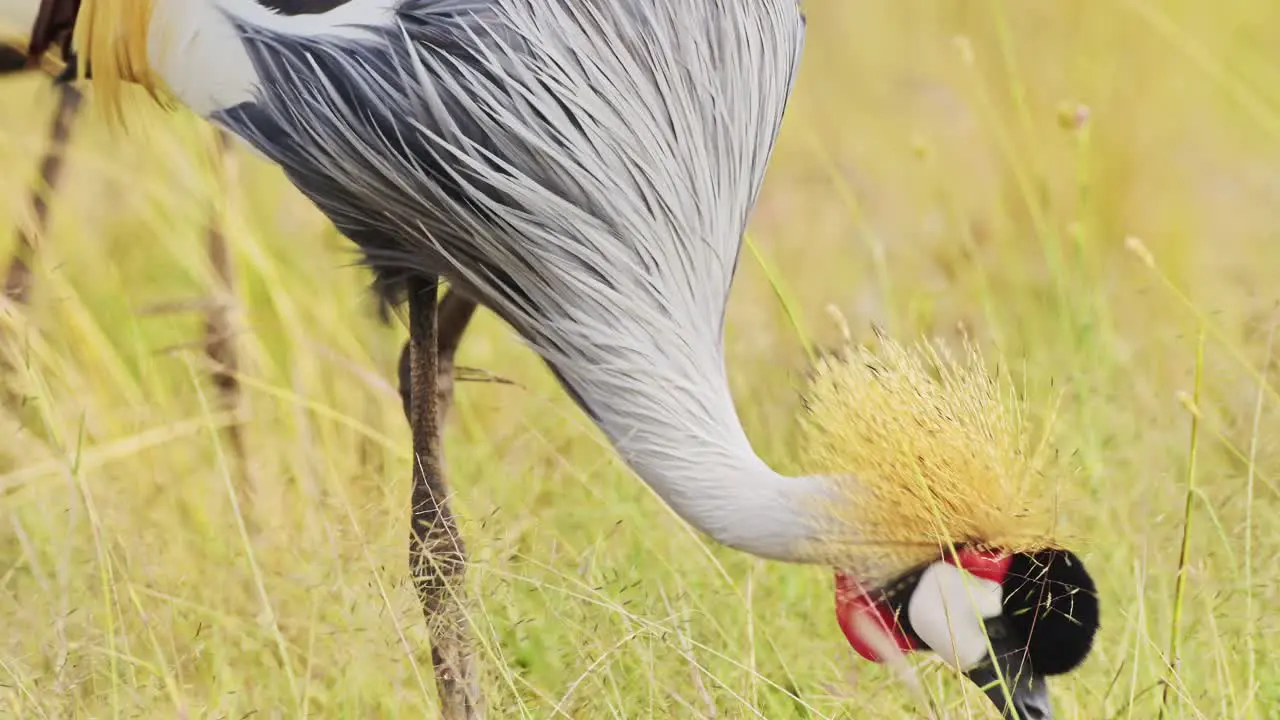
[574,358,835,564]
[118,0,399,118]
[624,445,835,564]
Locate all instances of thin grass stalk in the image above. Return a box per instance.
[744,232,814,363]
[184,358,301,708]
[1127,236,1280,423]
[1159,325,1205,719]
[1242,311,1276,718]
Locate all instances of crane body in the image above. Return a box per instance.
[0,2,1104,718]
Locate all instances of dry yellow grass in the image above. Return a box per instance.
[2,1,1280,717]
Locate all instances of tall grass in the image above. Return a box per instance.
[2,1,1280,717]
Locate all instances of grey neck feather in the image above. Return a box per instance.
[203,0,828,561]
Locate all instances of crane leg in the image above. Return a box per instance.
[405,280,483,720]
[400,291,479,423]
[204,129,255,511]
[4,82,81,305]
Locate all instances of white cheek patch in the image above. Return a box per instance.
[907,563,1004,670]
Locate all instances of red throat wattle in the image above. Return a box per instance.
[834,547,1013,663]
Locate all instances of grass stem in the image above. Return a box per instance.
[1159,325,1205,719]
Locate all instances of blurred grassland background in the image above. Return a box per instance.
[2,0,1280,717]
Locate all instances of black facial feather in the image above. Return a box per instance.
[1003,548,1100,676]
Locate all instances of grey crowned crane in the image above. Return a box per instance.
[11,1,1101,718]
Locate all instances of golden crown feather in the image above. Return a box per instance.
[47,0,166,121]
[797,313,1067,584]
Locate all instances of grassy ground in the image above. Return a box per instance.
[2,1,1279,717]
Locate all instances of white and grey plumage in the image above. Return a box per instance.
[193,0,830,561]
[0,0,816,555]
[6,2,1103,718]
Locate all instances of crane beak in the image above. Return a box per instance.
[963,624,1052,720]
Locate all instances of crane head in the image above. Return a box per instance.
[834,545,1098,719]
[796,322,1100,717]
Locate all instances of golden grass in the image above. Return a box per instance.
[2,0,1280,717]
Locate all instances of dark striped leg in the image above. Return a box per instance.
[204,129,253,505]
[400,290,479,421]
[4,82,81,305]
[405,281,483,720]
